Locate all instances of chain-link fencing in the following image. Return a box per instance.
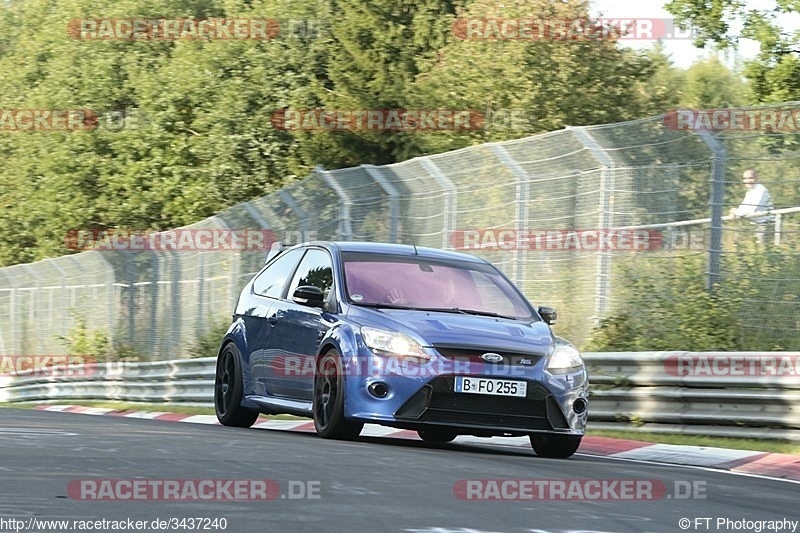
[1,104,798,359]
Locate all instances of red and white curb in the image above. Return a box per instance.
[36,404,800,482]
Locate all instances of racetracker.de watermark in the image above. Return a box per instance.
[271,108,545,132]
[270,353,538,378]
[0,109,97,131]
[67,479,322,500]
[664,107,800,132]
[664,354,800,377]
[0,355,94,377]
[0,108,149,132]
[454,479,707,500]
[68,18,280,40]
[63,229,319,252]
[0,355,142,378]
[1,518,229,533]
[449,229,663,252]
[271,109,484,131]
[451,18,696,41]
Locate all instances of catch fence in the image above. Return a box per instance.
[1,105,799,359]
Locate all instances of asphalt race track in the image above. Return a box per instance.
[0,408,797,533]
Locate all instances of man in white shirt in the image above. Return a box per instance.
[730,169,774,243]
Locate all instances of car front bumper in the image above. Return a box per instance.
[342,349,588,436]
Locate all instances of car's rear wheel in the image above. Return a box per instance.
[313,350,363,440]
[417,428,458,443]
[214,343,259,427]
[529,434,582,458]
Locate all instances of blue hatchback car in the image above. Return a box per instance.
[214,241,588,458]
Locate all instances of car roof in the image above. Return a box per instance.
[304,241,489,264]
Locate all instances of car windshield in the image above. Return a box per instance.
[341,252,534,319]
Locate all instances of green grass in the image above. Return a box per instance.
[3,401,798,454]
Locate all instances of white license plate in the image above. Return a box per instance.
[454,376,527,397]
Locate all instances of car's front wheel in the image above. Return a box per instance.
[214,343,259,427]
[417,428,458,443]
[529,434,582,458]
[313,350,363,440]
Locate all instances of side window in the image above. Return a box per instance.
[287,249,334,300]
[252,248,304,299]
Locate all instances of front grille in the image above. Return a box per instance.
[395,376,568,432]
[433,346,542,367]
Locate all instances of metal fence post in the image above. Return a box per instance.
[127,254,137,354]
[278,190,312,237]
[22,265,41,354]
[362,164,400,243]
[418,157,457,250]
[90,254,117,350]
[315,165,354,241]
[698,130,726,291]
[161,248,177,358]
[569,127,616,323]
[242,201,273,291]
[9,287,16,354]
[0,271,10,355]
[0,293,6,356]
[489,143,530,286]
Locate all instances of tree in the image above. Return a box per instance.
[0,0,762,267]
[404,0,663,157]
[285,0,461,170]
[0,0,310,265]
[636,42,687,115]
[630,44,748,112]
[665,0,800,102]
[682,56,748,108]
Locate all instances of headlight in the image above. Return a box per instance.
[547,344,584,373]
[361,327,430,360]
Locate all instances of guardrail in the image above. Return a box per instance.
[585,352,800,442]
[2,353,799,442]
[0,358,215,405]
[615,205,800,246]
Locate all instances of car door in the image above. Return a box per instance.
[264,247,335,401]
[244,247,305,397]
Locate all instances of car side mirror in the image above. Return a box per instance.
[538,306,557,325]
[292,285,325,308]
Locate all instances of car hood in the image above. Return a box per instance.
[346,306,555,355]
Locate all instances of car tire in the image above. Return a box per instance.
[214,343,259,428]
[417,428,458,443]
[529,434,582,458]
[313,350,363,440]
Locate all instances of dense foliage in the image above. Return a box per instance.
[1,0,751,266]
[666,0,800,103]
[584,242,800,351]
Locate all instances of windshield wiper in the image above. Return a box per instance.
[351,302,522,319]
[418,307,519,320]
[350,301,418,311]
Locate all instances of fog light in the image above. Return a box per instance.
[573,397,588,414]
[367,382,389,398]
